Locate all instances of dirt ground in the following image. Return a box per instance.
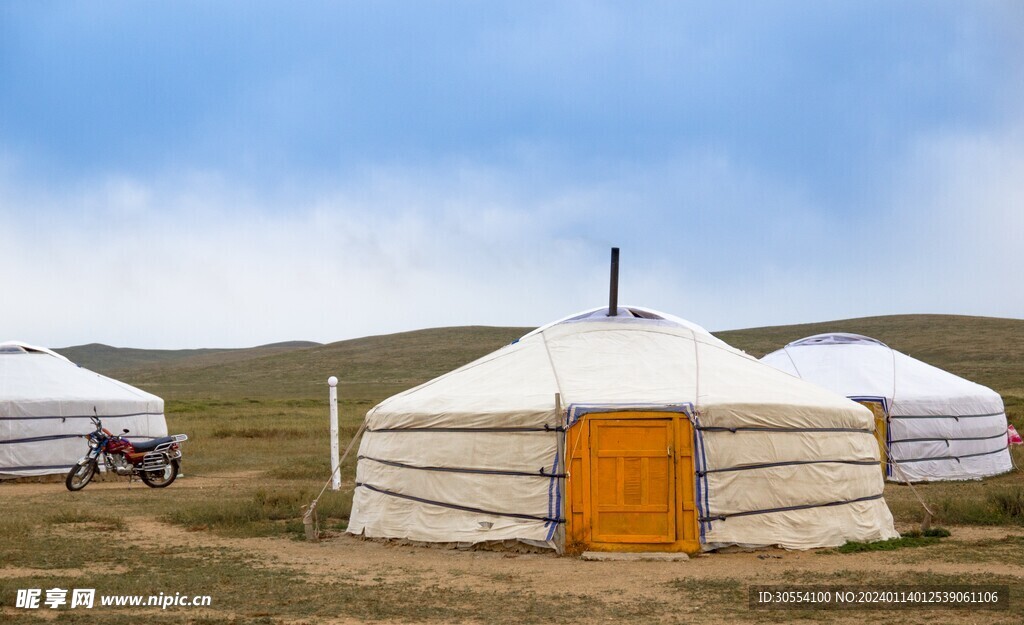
[117,516,1017,591]
[11,474,1022,579]
[4,475,1024,624]
[124,518,1024,624]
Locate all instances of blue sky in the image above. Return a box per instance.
[1,2,1022,348]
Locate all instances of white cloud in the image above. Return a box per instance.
[0,135,1021,349]
[0,166,609,348]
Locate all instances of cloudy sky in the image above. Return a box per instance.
[1,2,1022,349]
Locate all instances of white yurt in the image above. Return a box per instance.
[0,341,168,478]
[347,307,897,553]
[761,333,1012,482]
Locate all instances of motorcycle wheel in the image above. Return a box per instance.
[140,459,179,488]
[65,460,97,491]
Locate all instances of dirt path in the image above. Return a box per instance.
[118,517,1024,596]
[88,518,1021,625]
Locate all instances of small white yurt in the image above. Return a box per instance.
[761,333,1012,482]
[348,307,897,553]
[0,341,168,478]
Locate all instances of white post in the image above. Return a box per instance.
[328,376,340,491]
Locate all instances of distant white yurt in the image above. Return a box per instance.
[761,333,1012,482]
[348,307,897,553]
[0,341,168,478]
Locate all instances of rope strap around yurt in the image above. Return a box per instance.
[364,425,564,432]
[888,445,1010,464]
[699,493,886,523]
[696,425,873,434]
[889,430,1009,444]
[692,419,890,527]
[696,458,879,476]
[307,394,569,541]
[358,455,565,477]
[354,482,564,524]
[302,420,367,541]
[888,411,1006,419]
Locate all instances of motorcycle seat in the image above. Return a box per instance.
[131,436,176,452]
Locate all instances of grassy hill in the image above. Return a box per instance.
[59,313,1023,414]
[57,341,322,377]
[90,327,530,400]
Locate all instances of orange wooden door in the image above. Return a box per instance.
[856,400,888,476]
[589,419,675,543]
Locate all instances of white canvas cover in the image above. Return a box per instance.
[0,341,167,478]
[348,308,897,551]
[761,333,1012,482]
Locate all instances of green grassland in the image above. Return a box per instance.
[2,314,1022,623]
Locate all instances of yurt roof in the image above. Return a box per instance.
[0,341,161,406]
[763,334,1001,406]
[367,307,867,431]
[519,304,729,348]
[786,333,888,348]
[0,341,72,362]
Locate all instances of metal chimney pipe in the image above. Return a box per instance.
[608,247,619,316]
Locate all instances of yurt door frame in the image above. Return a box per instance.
[852,396,890,478]
[565,411,700,553]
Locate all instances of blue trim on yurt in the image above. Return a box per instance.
[565,402,693,428]
[692,413,711,542]
[545,442,562,542]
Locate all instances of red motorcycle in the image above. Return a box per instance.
[65,415,187,491]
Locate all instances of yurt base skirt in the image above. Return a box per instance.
[702,498,898,550]
[348,485,559,549]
